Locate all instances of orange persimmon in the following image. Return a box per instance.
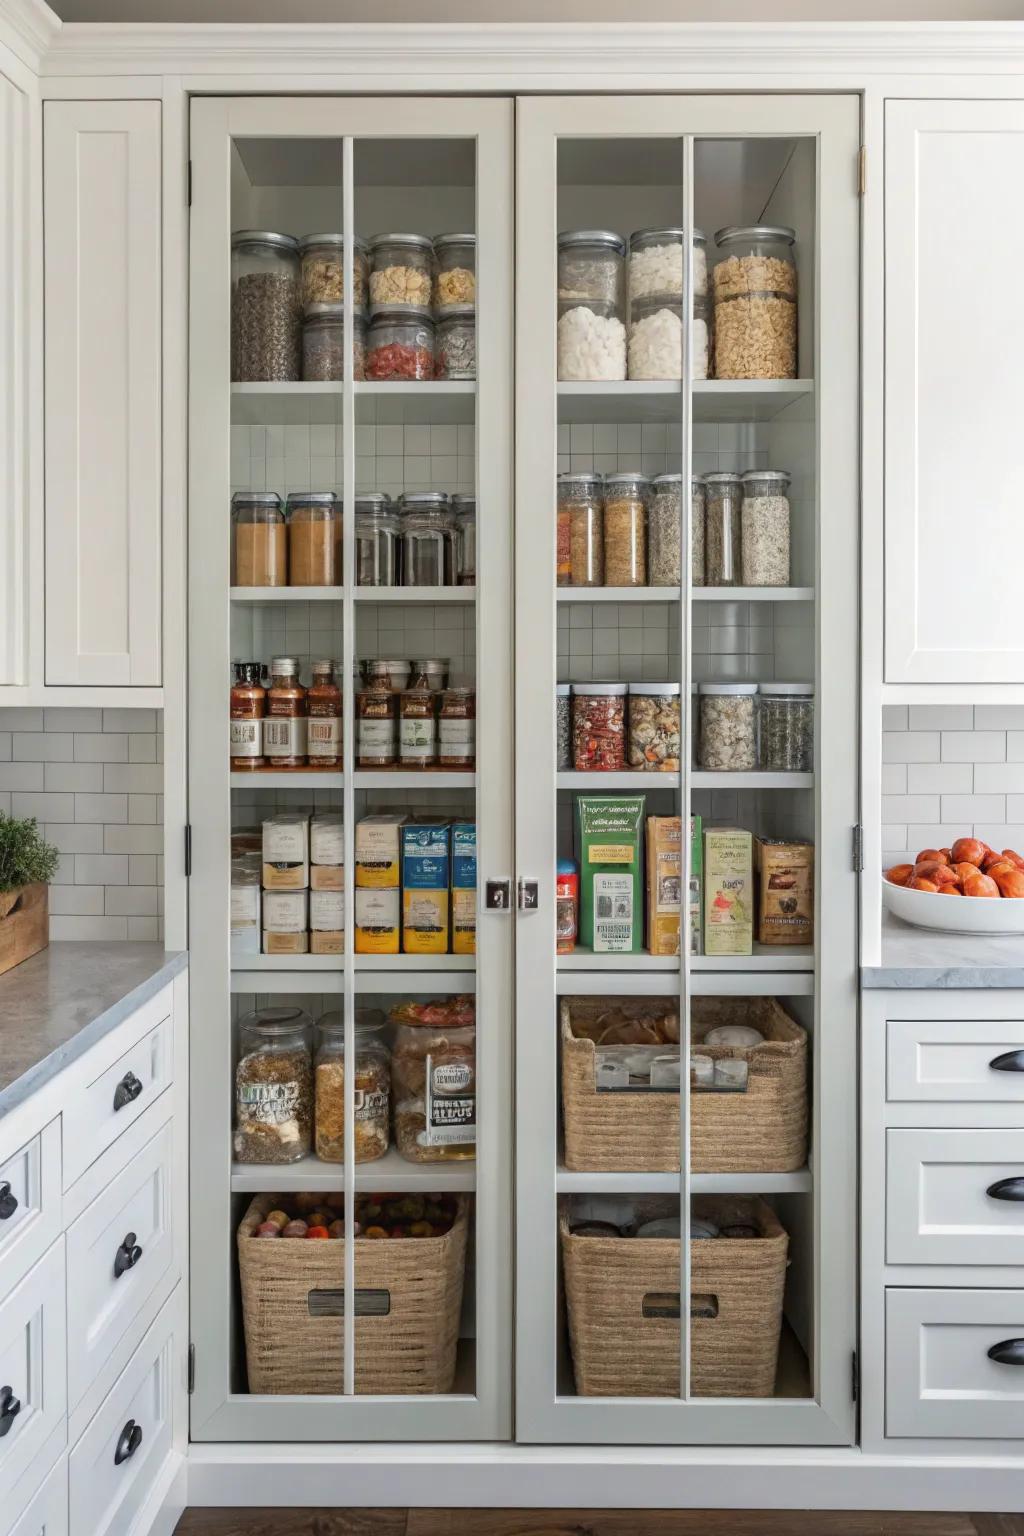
[910,877,940,892]
[951,837,987,866]
[886,864,915,887]
[964,872,1000,898]
[996,869,1024,899]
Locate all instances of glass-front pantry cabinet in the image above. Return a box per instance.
[187,90,859,1449]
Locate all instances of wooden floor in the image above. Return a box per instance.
[176,1512,1024,1535]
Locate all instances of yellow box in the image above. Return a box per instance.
[452,888,476,955]
[402,887,449,954]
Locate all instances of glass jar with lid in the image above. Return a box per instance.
[298,232,368,309]
[628,682,681,771]
[740,469,791,587]
[306,659,342,768]
[439,687,475,768]
[627,294,710,381]
[234,1007,313,1164]
[301,303,367,382]
[572,683,627,772]
[557,230,626,314]
[314,1012,390,1163]
[759,682,814,773]
[400,492,454,586]
[452,493,476,585]
[368,233,433,308]
[699,682,758,772]
[354,494,399,587]
[365,306,434,380]
[232,492,287,587]
[392,1014,476,1164]
[411,658,449,693]
[433,233,476,311]
[603,472,648,587]
[285,491,339,587]
[557,298,627,382]
[703,472,743,586]
[400,683,437,768]
[628,227,708,302]
[691,474,706,587]
[712,225,798,380]
[357,680,397,767]
[231,231,301,382]
[558,472,604,587]
[435,308,476,380]
[647,474,682,586]
[365,658,412,693]
[264,656,307,767]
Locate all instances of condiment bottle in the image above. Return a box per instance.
[230,662,266,769]
[264,656,307,767]
[357,680,397,767]
[439,686,476,768]
[306,659,342,768]
[400,678,437,768]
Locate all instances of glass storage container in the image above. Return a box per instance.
[392,1018,476,1164]
[557,299,626,382]
[435,308,476,380]
[452,493,476,584]
[712,225,798,380]
[368,233,433,308]
[234,1007,313,1164]
[298,232,368,308]
[230,661,266,770]
[354,494,400,587]
[628,683,681,771]
[357,680,397,767]
[411,658,449,692]
[691,474,706,587]
[647,474,682,586]
[314,1014,390,1163]
[703,472,743,586]
[558,230,626,311]
[231,230,301,382]
[232,492,286,587]
[628,226,708,301]
[558,472,604,588]
[365,306,434,380]
[698,683,758,772]
[302,303,366,381]
[759,682,814,773]
[433,233,476,311]
[556,682,572,771]
[627,293,710,380]
[306,659,342,768]
[603,472,648,587]
[741,469,791,587]
[400,683,437,768]
[285,491,339,587]
[572,683,627,772]
[439,686,475,767]
[264,656,307,767]
[400,492,454,586]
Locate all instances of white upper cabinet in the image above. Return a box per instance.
[885,100,1024,685]
[43,100,162,687]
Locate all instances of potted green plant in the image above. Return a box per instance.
[0,813,59,975]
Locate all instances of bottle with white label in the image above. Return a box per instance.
[230,661,266,769]
[265,656,308,767]
[357,680,397,767]
[439,686,475,768]
[306,659,342,767]
[400,684,437,767]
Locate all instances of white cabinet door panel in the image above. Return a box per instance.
[9,1456,68,1536]
[885,100,1024,683]
[0,1120,61,1300]
[0,1241,67,1506]
[43,100,161,687]
[886,1017,1024,1103]
[886,1288,1024,1438]
[887,1128,1024,1266]
[62,994,173,1189]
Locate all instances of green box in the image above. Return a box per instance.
[576,795,645,954]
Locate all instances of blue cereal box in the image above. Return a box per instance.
[451,821,477,955]
[401,821,450,954]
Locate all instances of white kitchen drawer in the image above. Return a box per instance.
[0,1120,61,1299]
[9,1456,68,1536]
[62,992,172,1188]
[69,1292,176,1536]
[0,1241,67,1503]
[66,1119,174,1413]
[887,1127,1024,1266]
[887,1017,1024,1103]
[887,1287,1024,1438]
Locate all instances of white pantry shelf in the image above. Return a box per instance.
[558,587,681,603]
[353,586,474,603]
[555,1165,813,1196]
[230,1149,476,1195]
[230,771,342,789]
[230,379,476,426]
[556,771,812,791]
[556,379,814,424]
[355,954,476,972]
[693,587,815,603]
[231,965,343,994]
[354,771,476,790]
[559,945,814,975]
[230,586,343,602]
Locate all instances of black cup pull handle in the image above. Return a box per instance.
[0,1385,21,1438]
[990,1050,1024,1074]
[987,1177,1024,1202]
[0,1181,17,1220]
[114,1418,143,1465]
[113,1231,143,1279]
[988,1338,1024,1366]
[112,1071,143,1112]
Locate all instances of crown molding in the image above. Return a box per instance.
[0,0,59,73]
[38,19,1024,79]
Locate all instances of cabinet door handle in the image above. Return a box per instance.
[990,1050,1024,1073]
[114,1418,143,1465]
[0,1181,17,1220]
[113,1231,143,1278]
[988,1338,1024,1366]
[112,1071,143,1111]
[0,1385,21,1438]
[987,1177,1024,1202]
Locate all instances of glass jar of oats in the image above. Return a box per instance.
[740,469,791,586]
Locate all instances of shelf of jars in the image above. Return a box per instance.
[555,379,814,424]
[229,965,478,995]
[554,1164,813,1196]
[230,1148,477,1195]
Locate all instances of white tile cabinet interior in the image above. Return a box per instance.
[0,973,187,1536]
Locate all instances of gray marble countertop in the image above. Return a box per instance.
[863,911,1024,989]
[0,942,187,1120]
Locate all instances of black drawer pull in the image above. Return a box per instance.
[990,1050,1024,1074]
[112,1071,143,1112]
[987,1177,1024,1202]
[113,1231,143,1279]
[989,1338,1024,1366]
[0,1385,21,1438]
[114,1418,143,1465]
[0,1182,17,1220]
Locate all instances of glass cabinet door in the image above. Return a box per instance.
[187,95,514,1442]
[514,94,860,1446]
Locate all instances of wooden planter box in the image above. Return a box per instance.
[0,884,49,977]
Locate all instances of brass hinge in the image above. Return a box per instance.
[858,146,867,197]
[187,1343,195,1394]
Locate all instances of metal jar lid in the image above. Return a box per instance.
[451,493,476,515]
[299,232,368,252]
[557,229,626,255]
[269,656,302,677]
[650,473,683,487]
[629,682,681,696]
[231,490,282,507]
[368,303,434,324]
[437,305,476,323]
[714,224,796,248]
[698,682,758,695]
[557,471,603,487]
[368,232,434,252]
[401,491,450,511]
[355,493,393,513]
[434,232,476,250]
[758,681,815,696]
[573,682,628,696]
[231,230,298,252]
[630,226,707,246]
[304,302,367,323]
[741,468,791,485]
[604,471,650,489]
[702,471,744,485]
[285,491,338,507]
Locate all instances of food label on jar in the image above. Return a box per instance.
[354,1088,388,1123]
[307,716,341,758]
[264,716,308,759]
[238,1080,300,1126]
[359,718,396,753]
[423,1055,475,1146]
[593,872,635,952]
[230,718,262,757]
[440,718,475,753]
[400,717,435,762]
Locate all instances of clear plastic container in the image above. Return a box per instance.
[301,303,366,381]
[648,474,682,586]
[556,682,572,771]
[699,683,758,772]
[557,298,627,382]
[452,493,476,585]
[558,230,626,314]
[234,1007,313,1164]
[232,492,286,587]
[314,1014,390,1163]
[628,683,681,771]
[691,475,706,587]
[572,683,627,772]
[435,307,476,380]
[231,230,301,382]
[628,226,708,301]
[703,472,743,586]
[368,233,433,308]
[433,233,476,311]
[759,682,814,773]
[558,472,604,588]
[392,1020,476,1163]
[285,491,339,587]
[298,233,368,309]
[713,225,798,380]
[741,469,791,587]
[603,472,648,587]
[354,494,399,587]
[365,306,434,380]
[400,493,454,586]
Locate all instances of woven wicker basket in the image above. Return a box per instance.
[561,995,807,1173]
[561,1194,788,1398]
[237,1194,468,1395]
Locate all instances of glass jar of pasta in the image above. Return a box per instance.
[314,1013,390,1164]
[603,472,648,587]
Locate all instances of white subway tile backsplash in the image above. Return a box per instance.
[907,705,974,731]
[941,730,1006,763]
[13,733,73,762]
[103,763,163,793]
[975,706,1024,729]
[972,763,1024,794]
[906,763,974,795]
[1008,733,1024,762]
[940,794,1007,822]
[44,763,103,793]
[50,916,128,941]
[104,824,163,854]
[882,732,940,764]
[105,886,158,916]
[881,764,907,794]
[0,764,44,791]
[45,823,104,855]
[104,708,157,733]
[881,795,941,823]
[14,791,74,822]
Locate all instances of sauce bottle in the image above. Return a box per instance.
[264,657,307,767]
[230,661,266,769]
[307,659,342,768]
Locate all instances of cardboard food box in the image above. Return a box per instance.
[310,814,344,890]
[703,827,753,957]
[355,813,407,889]
[756,837,814,946]
[576,796,645,954]
[645,815,703,957]
[262,813,309,891]
[402,821,451,954]
[355,887,400,954]
[451,821,477,956]
[689,814,703,956]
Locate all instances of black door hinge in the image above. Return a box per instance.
[851,1348,859,1402]
[184,824,192,878]
[188,1343,195,1394]
[187,160,192,208]
[852,824,864,874]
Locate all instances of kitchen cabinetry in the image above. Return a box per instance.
[43,99,162,688]
[884,99,1024,686]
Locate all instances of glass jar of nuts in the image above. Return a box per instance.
[314,1012,390,1163]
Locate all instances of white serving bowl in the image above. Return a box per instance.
[883,874,1024,936]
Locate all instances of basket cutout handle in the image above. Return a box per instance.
[307,1287,391,1318]
[640,1292,720,1321]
